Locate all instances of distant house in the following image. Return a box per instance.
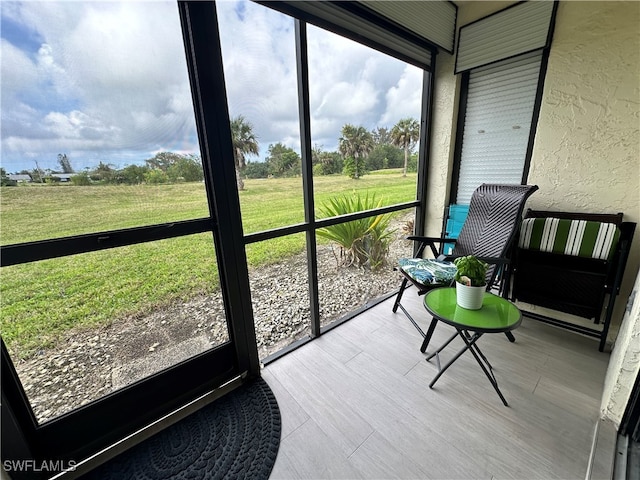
[50,173,75,182]
[7,174,32,183]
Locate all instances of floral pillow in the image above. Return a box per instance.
[397,258,456,285]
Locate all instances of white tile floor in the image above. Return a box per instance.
[264,289,610,479]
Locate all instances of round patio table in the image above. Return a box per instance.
[423,287,522,406]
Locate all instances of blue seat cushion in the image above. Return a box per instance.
[397,258,457,286]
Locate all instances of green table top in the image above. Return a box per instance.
[423,288,522,333]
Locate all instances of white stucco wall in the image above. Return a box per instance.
[601,269,640,427]
[425,51,459,237]
[528,0,640,336]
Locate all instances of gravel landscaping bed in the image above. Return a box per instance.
[10,213,413,423]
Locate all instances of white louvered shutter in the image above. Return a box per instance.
[455,50,543,205]
[359,0,457,53]
[455,0,555,73]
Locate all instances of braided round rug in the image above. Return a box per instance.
[82,377,281,480]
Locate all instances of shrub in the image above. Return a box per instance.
[316,192,394,271]
[44,176,61,184]
[71,172,92,186]
[244,161,270,179]
[407,154,418,173]
[144,169,169,184]
[342,157,368,179]
[367,144,403,170]
[119,164,149,184]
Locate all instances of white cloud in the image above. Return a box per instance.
[379,65,424,126]
[1,1,197,171]
[1,0,424,172]
[216,0,301,157]
[0,39,38,92]
[306,23,422,150]
[314,80,379,118]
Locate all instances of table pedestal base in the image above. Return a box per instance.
[426,328,509,406]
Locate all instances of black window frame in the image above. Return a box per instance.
[240,11,435,363]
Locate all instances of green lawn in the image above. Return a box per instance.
[0,172,416,356]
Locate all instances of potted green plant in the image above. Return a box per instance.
[453,255,488,309]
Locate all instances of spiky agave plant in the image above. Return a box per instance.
[316,192,395,271]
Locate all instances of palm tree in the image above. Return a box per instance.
[339,124,373,179]
[230,115,259,191]
[390,118,420,177]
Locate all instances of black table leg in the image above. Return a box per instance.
[428,330,477,389]
[462,330,493,371]
[458,330,509,406]
[425,331,458,362]
[420,317,439,353]
[428,329,510,406]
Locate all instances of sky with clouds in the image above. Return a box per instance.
[1,0,423,174]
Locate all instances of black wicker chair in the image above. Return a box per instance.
[392,184,538,353]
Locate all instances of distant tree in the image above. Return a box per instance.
[266,143,300,177]
[367,144,404,170]
[311,145,323,166]
[407,153,418,173]
[371,127,392,146]
[166,155,204,182]
[390,118,420,177]
[313,149,343,176]
[91,162,116,183]
[244,161,270,179]
[323,151,344,175]
[141,153,203,183]
[0,168,16,186]
[32,161,44,183]
[230,115,259,191]
[119,164,149,184]
[339,124,373,179]
[57,153,74,173]
[88,162,116,183]
[145,152,183,172]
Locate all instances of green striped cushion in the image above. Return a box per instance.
[519,218,620,260]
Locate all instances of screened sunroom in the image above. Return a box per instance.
[1,1,638,479]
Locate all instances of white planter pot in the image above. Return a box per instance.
[455,282,485,310]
